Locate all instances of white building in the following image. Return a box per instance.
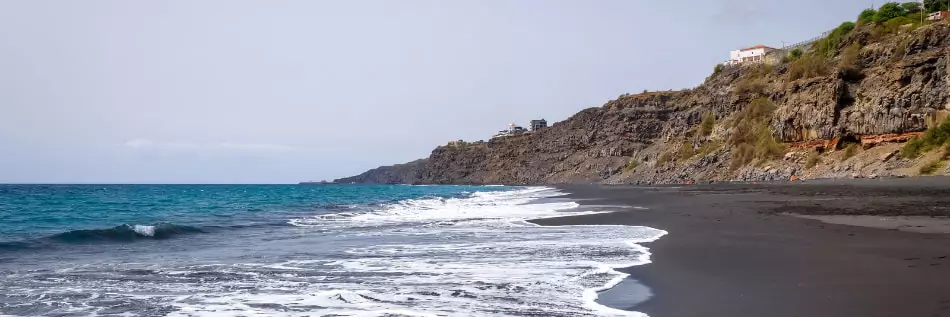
[927,11,950,21]
[492,123,528,139]
[727,45,778,65]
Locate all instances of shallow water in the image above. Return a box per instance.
[0,184,664,316]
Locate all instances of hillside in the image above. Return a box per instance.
[337,10,950,185]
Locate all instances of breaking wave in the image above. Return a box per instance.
[48,223,206,242]
[0,186,667,316]
[0,223,216,251]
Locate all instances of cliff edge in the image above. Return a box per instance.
[337,17,950,185]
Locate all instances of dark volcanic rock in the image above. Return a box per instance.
[334,159,427,184]
[337,22,950,185]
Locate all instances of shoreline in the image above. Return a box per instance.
[532,180,950,317]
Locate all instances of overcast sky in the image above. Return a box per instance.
[0,0,875,183]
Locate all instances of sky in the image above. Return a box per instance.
[0,0,877,184]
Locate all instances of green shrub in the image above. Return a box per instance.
[859,8,878,23]
[677,144,696,160]
[925,0,950,12]
[893,38,909,61]
[906,11,930,23]
[839,43,864,80]
[788,48,804,61]
[731,98,776,140]
[805,151,821,168]
[901,137,925,158]
[900,117,950,158]
[729,130,784,170]
[882,16,923,35]
[698,140,722,156]
[841,143,859,161]
[624,158,639,172]
[700,112,716,136]
[838,21,857,33]
[753,63,774,77]
[903,2,923,13]
[730,143,755,170]
[816,21,856,58]
[869,17,924,42]
[752,123,786,161]
[921,119,950,142]
[919,160,945,175]
[714,64,725,74]
[787,54,831,82]
[791,48,804,58]
[734,77,767,97]
[870,24,886,40]
[729,98,785,169]
[657,152,672,165]
[875,2,908,23]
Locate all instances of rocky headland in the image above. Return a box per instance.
[338,15,950,185]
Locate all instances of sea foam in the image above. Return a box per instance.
[282,187,666,316]
[3,186,666,317]
[132,224,156,237]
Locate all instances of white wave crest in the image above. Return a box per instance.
[132,225,155,237]
[289,187,589,228]
[6,186,667,317]
[282,186,667,316]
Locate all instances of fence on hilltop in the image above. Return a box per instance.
[781,29,833,53]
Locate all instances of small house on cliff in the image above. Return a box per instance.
[530,119,547,131]
[928,11,950,21]
[492,123,528,139]
[727,45,779,65]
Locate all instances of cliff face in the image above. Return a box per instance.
[335,159,427,184]
[337,22,950,185]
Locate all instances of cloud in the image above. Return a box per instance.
[123,139,300,154]
[216,142,298,152]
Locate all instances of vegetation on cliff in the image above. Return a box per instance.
[728,98,784,170]
[337,2,950,185]
[902,117,950,158]
[805,151,821,169]
[925,0,950,11]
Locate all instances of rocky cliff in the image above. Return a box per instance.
[336,21,950,185]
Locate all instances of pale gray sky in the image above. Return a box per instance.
[0,0,874,183]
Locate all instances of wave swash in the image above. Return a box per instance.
[0,187,666,317]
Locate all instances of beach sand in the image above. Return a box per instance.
[533,178,950,317]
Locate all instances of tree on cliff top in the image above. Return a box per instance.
[902,2,923,13]
[875,3,908,23]
[816,21,855,57]
[925,0,950,12]
[859,8,878,24]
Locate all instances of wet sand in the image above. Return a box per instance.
[532,178,950,317]
[791,214,950,234]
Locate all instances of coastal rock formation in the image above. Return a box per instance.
[337,22,950,185]
[334,159,427,184]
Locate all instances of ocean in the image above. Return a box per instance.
[0,184,665,317]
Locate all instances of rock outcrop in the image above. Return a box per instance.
[335,159,427,184]
[336,22,950,185]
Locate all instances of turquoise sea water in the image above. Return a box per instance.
[0,184,664,316]
[0,184,497,244]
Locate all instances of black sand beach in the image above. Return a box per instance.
[533,178,950,317]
